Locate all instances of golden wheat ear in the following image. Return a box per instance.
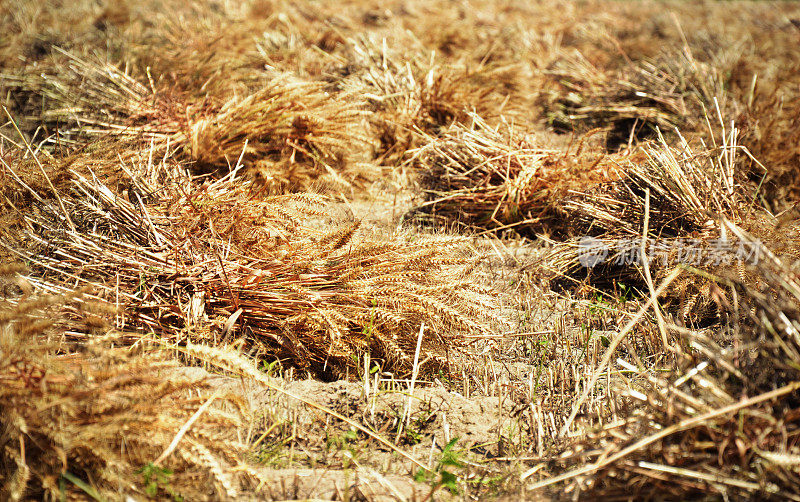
[5,140,502,379]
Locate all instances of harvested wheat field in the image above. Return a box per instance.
[2,0,800,500]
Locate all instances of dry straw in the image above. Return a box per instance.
[526,114,800,498]
[412,114,625,237]
[3,2,800,499]
[4,149,501,379]
[0,284,260,500]
[11,48,375,191]
[529,223,800,499]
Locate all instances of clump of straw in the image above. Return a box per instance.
[5,151,500,379]
[412,114,623,237]
[0,281,259,501]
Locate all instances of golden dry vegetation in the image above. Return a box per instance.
[2,0,800,500]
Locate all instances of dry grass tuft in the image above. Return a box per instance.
[0,284,258,501]
[412,114,625,238]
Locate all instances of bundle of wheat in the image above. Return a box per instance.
[339,35,528,167]
[738,86,800,211]
[3,147,500,379]
[544,44,740,150]
[540,119,758,327]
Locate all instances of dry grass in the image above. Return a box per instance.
[522,109,800,502]
[412,115,625,238]
[3,147,500,380]
[0,280,261,500]
[5,49,375,191]
[543,42,742,149]
[3,0,800,500]
[340,35,533,167]
[738,85,800,210]
[528,225,800,500]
